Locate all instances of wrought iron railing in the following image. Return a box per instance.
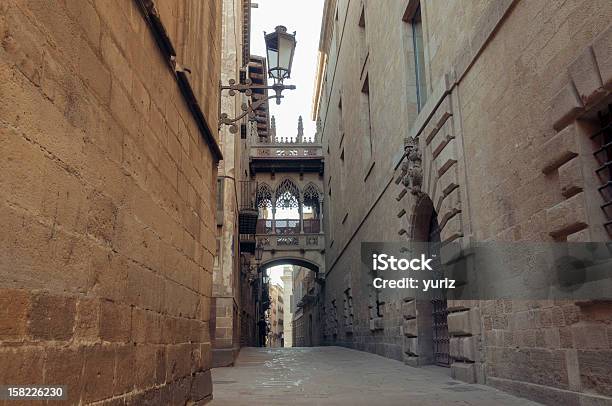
[239,180,257,210]
[255,219,321,234]
[275,219,300,234]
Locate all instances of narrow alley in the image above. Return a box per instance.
[1,0,612,405]
[210,347,540,406]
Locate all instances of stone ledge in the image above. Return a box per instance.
[402,318,418,337]
[403,336,418,356]
[437,187,462,226]
[448,308,481,336]
[550,84,584,132]
[435,138,458,178]
[401,300,417,319]
[541,124,580,174]
[435,164,459,202]
[450,336,479,362]
[369,317,384,331]
[424,98,453,146]
[558,158,583,198]
[566,228,590,242]
[439,213,463,244]
[546,192,588,239]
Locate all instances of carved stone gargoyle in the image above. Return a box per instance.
[401,137,423,196]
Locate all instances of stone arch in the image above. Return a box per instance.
[302,182,322,219]
[260,256,320,274]
[302,182,321,200]
[397,134,461,245]
[408,194,436,242]
[393,90,482,375]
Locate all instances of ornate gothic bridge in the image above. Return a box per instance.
[244,117,326,278]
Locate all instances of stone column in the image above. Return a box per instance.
[271,205,276,234]
[299,195,304,234]
[318,196,324,234]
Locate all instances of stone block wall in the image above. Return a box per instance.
[211,0,245,368]
[316,0,612,404]
[0,0,221,404]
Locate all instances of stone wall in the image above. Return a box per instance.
[0,0,221,404]
[211,0,247,368]
[315,0,612,403]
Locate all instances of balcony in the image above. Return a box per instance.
[257,232,325,252]
[256,219,321,237]
[249,140,324,174]
[239,233,256,254]
[238,180,258,235]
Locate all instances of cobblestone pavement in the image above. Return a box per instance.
[210,346,541,405]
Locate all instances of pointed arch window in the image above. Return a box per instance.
[256,183,273,209]
[274,179,301,234]
[275,179,300,209]
[303,183,321,218]
[303,182,322,233]
[256,183,274,233]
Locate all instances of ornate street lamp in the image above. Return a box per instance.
[219,26,297,133]
[264,26,296,86]
[255,241,264,263]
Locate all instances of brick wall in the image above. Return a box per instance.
[0,0,220,404]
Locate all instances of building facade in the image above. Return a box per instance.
[281,265,295,347]
[0,0,222,403]
[312,0,612,404]
[292,266,322,347]
[267,283,284,347]
[211,0,258,367]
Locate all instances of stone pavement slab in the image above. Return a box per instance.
[210,346,541,405]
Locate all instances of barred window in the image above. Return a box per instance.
[593,104,612,236]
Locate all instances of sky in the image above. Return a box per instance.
[250,0,324,141]
[252,0,324,286]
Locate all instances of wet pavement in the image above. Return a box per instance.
[210,346,541,405]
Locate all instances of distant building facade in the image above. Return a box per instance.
[280,266,295,347]
[267,283,284,347]
[312,0,612,404]
[292,266,322,347]
[212,0,262,367]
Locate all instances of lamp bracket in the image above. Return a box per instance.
[219,79,296,133]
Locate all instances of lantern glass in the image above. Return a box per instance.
[264,26,296,83]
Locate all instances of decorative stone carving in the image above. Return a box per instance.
[297,115,304,143]
[256,183,273,208]
[401,137,423,196]
[277,236,299,245]
[306,235,319,246]
[402,137,423,195]
[275,179,300,208]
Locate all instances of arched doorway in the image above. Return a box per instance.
[411,195,450,367]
